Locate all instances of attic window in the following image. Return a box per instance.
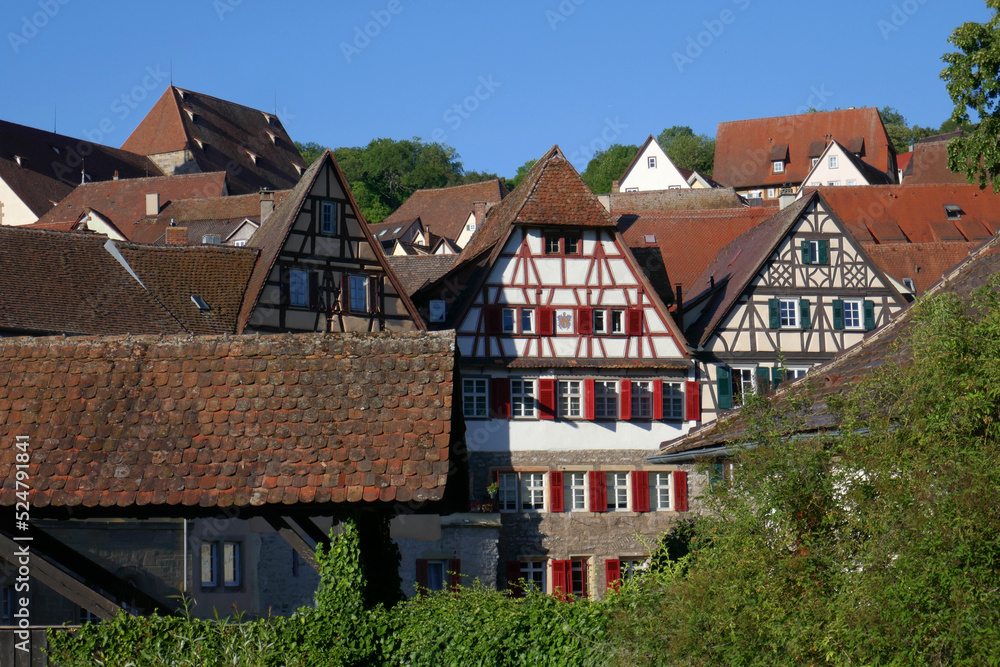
[190,295,210,311]
[246,151,259,165]
[393,227,403,234]
[262,112,279,127]
[644,234,657,244]
[902,277,916,292]
[185,108,198,123]
[178,89,187,100]
[14,155,24,167]
[944,204,962,220]
[50,145,61,155]
[267,131,278,145]
[773,161,785,174]
[379,230,387,237]
[648,156,657,169]
[195,139,208,151]
[293,163,305,176]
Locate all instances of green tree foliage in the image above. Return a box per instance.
[879,106,939,154]
[580,143,638,194]
[942,0,1000,190]
[506,159,537,190]
[656,126,716,175]
[295,141,327,166]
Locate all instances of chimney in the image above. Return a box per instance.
[165,226,189,246]
[260,189,275,221]
[612,180,621,194]
[472,201,487,226]
[146,193,160,217]
[778,191,796,210]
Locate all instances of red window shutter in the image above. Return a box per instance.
[538,308,555,336]
[632,471,650,512]
[619,380,632,421]
[490,378,510,418]
[578,307,593,334]
[652,380,663,421]
[589,471,607,512]
[550,471,564,513]
[485,307,501,334]
[673,471,688,512]
[448,559,462,592]
[685,381,701,422]
[506,561,523,598]
[584,379,596,421]
[605,559,622,592]
[552,560,571,600]
[538,378,556,420]
[626,307,643,336]
[416,559,429,592]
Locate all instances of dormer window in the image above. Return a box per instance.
[267,131,278,145]
[648,156,657,169]
[773,161,785,174]
[262,112,280,128]
[185,108,198,123]
[944,204,962,220]
[293,163,305,176]
[50,145,61,155]
[195,139,208,151]
[246,151,259,165]
[811,157,819,167]
[14,156,24,167]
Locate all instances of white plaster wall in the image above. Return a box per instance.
[0,179,40,226]
[619,142,690,192]
[799,145,872,191]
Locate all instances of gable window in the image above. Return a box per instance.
[558,380,583,419]
[606,472,630,511]
[625,187,639,193]
[594,381,619,419]
[463,378,488,419]
[650,472,673,511]
[520,473,545,511]
[564,234,580,255]
[610,310,625,335]
[630,381,654,419]
[545,235,561,255]
[847,179,857,186]
[289,269,310,307]
[827,181,840,186]
[511,379,537,418]
[662,382,684,420]
[520,308,535,334]
[801,239,829,264]
[648,156,657,169]
[829,155,839,169]
[565,472,587,511]
[593,309,607,334]
[773,160,785,173]
[349,275,369,312]
[779,299,799,328]
[320,201,338,234]
[498,472,519,511]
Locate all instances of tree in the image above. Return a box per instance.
[580,143,638,194]
[506,159,537,190]
[942,0,1000,190]
[295,141,327,165]
[656,126,715,175]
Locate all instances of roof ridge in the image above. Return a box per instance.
[718,107,879,126]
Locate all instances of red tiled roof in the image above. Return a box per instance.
[713,108,894,189]
[896,151,913,175]
[128,190,291,245]
[901,132,968,185]
[0,331,456,511]
[0,119,162,219]
[382,179,508,243]
[860,242,978,295]
[608,188,745,213]
[122,87,307,195]
[386,255,458,295]
[31,172,228,240]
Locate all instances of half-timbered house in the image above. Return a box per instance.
[420,146,702,598]
[683,192,908,423]
[237,149,423,334]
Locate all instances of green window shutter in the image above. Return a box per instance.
[832,300,844,330]
[771,366,783,390]
[799,299,811,329]
[863,300,876,330]
[768,298,780,329]
[800,240,810,264]
[755,367,770,392]
[818,240,829,264]
[717,367,733,410]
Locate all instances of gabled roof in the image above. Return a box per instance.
[381,179,508,243]
[0,118,162,218]
[0,330,457,512]
[654,234,1000,461]
[235,150,423,332]
[687,171,723,188]
[713,108,894,188]
[121,86,307,195]
[368,217,422,246]
[458,146,616,265]
[386,255,459,295]
[901,131,968,185]
[617,207,775,297]
[31,172,228,240]
[896,151,913,176]
[617,134,690,188]
[799,140,893,189]
[128,190,290,245]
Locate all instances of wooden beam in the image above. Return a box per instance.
[265,516,318,571]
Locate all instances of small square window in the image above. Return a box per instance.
[545,236,560,255]
[463,378,488,418]
[558,380,583,419]
[829,156,839,169]
[321,201,338,234]
[773,161,785,173]
[779,299,799,328]
[648,156,657,169]
[349,275,369,312]
[811,157,819,167]
[289,269,310,307]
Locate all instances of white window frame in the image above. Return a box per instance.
[620,557,647,582]
[847,179,857,186]
[349,275,368,312]
[766,188,775,198]
[827,181,841,186]
[747,190,763,199]
[624,187,639,193]
[631,380,653,420]
[594,380,618,419]
[732,367,757,406]
[502,308,516,333]
[498,472,519,512]
[779,298,799,328]
[233,239,247,247]
[463,378,488,419]
[511,379,536,419]
[843,299,863,330]
[784,367,810,381]
[773,160,784,174]
[593,309,607,334]
[565,471,587,511]
[558,380,583,419]
[520,308,535,334]
[520,472,545,512]
[662,382,684,420]
[321,201,338,235]
[829,156,839,169]
[805,239,823,264]
[610,309,625,335]
[289,268,309,307]
[648,156,657,169]
[811,157,819,167]
[651,472,673,511]
[606,472,630,511]
[520,560,546,592]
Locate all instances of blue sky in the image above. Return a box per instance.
[0,0,993,177]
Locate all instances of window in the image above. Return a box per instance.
[779,299,799,328]
[289,269,309,307]
[564,234,580,255]
[201,542,217,586]
[827,181,840,186]
[732,368,756,406]
[766,188,775,198]
[667,184,682,190]
[511,379,536,418]
[466,222,476,231]
[558,380,583,419]
[498,472,519,511]
[662,382,684,420]
[594,381,618,419]
[521,472,545,511]
[801,239,828,264]
[811,157,819,167]
[784,367,809,381]
[843,300,863,329]
[349,275,368,312]
[201,541,241,588]
[426,560,447,591]
[624,187,639,192]
[502,308,516,333]
[610,310,625,335]
[847,179,857,186]
[223,542,241,586]
[545,235,560,255]
[650,472,673,511]
[606,472,629,511]
[320,201,338,234]
[520,561,545,592]
[565,472,587,511]
[520,308,535,334]
[593,309,607,334]
[648,156,657,169]
[747,190,762,199]
[631,381,653,419]
[233,239,247,247]
[773,160,785,173]
[463,378,488,418]
[829,155,839,169]
[620,558,647,582]
[570,558,589,598]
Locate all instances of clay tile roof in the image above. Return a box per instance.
[121,86,308,195]
[31,172,228,239]
[386,255,458,295]
[902,132,969,185]
[128,190,290,245]
[654,236,1000,460]
[0,330,457,512]
[458,146,615,265]
[713,108,893,189]
[860,242,979,295]
[0,118,162,219]
[608,188,746,213]
[368,217,422,245]
[382,179,508,243]
[617,207,774,298]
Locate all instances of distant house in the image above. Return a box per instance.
[900,131,968,185]
[380,179,508,249]
[797,140,893,193]
[121,86,308,195]
[0,118,161,226]
[713,108,897,201]
[368,217,426,253]
[615,135,692,193]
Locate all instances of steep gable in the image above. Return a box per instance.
[798,140,893,191]
[618,135,691,192]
